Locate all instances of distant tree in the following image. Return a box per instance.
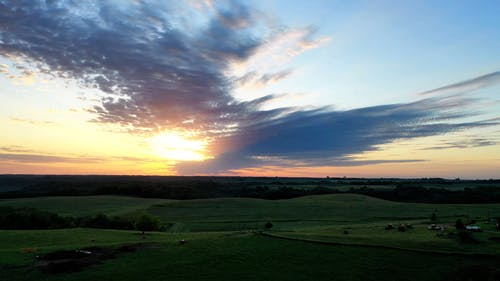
[455,219,465,230]
[90,213,110,228]
[264,222,273,230]
[431,213,437,222]
[134,213,160,239]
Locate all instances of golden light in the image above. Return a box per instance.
[149,132,209,161]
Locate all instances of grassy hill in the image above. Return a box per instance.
[148,194,500,222]
[2,193,500,223]
[0,196,170,217]
[1,194,500,280]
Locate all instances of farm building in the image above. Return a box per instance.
[465,225,482,232]
[427,224,447,231]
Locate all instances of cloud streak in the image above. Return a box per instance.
[421,138,498,150]
[0,146,154,164]
[9,117,57,126]
[419,71,500,96]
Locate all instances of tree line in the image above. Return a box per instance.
[1,175,499,203]
[0,206,161,233]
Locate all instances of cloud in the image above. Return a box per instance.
[9,117,57,126]
[177,95,499,174]
[0,152,106,164]
[0,1,328,136]
[0,146,38,154]
[0,146,154,164]
[419,71,500,96]
[421,138,498,150]
[0,0,272,134]
[0,63,8,73]
[235,69,292,89]
[228,25,330,84]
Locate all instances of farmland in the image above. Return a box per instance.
[1,190,500,280]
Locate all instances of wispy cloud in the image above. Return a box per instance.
[229,25,330,91]
[0,153,95,164]
[0,146,153,164]
[421,138,498,150]
[9,117,57,126]
[0,146,38,154]
[419,71,500,96]
[0,63,8,73]
[235,69,293,88]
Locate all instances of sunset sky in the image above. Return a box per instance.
[0,0,499,178]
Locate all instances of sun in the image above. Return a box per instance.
[149,132,209,161]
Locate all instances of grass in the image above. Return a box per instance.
[1,228,500,281]
[1,194,500,280]
[2,194,499,224]
[268,224,500,255]
[146,194,500,233]
[0,196,170,216]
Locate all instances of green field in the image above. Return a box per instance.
[1,194,500,280]
[0,196,170,217]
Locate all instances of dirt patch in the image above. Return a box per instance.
[35,242,161,274]
[115,242,161,253]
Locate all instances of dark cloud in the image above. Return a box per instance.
[0,0,266,133]
[178,96,498,174]
[177,152,426,174]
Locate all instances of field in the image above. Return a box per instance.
[0,195,170,217]
[1,194,500,280]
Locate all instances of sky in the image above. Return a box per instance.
[0,0,499,178]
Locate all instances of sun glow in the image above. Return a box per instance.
[149,132,210,161]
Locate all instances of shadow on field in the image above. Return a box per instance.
[446,265,500,281]
[35,242,161,274]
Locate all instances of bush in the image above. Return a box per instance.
[264,222,273,230]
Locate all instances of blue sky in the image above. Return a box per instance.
[253,0,500,108]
